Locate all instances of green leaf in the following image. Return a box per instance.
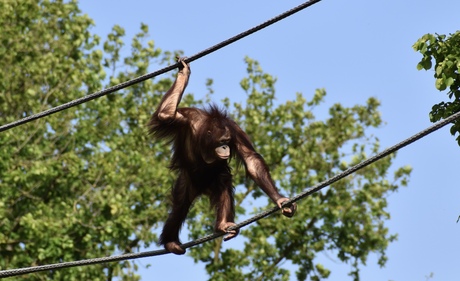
[445,76,454,87]
[435,77,447,90]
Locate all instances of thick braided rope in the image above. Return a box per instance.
[0,0,322,133]
[1,111,459,278]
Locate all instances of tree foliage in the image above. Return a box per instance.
[0,1,411,280]
[188,57,411,281]
[413,31,460,144]
[0,0,175,280]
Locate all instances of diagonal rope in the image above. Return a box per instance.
[0,0,322,133]
[1,110,459,278]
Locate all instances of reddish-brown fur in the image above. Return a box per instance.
[149,58,296,255]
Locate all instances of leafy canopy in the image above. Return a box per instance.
[413,31,460,144]
[0,1,410,280]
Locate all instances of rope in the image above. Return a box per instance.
[0,0,322,133]
[1,110,459,278]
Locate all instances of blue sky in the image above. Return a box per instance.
[79,1,460,280]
